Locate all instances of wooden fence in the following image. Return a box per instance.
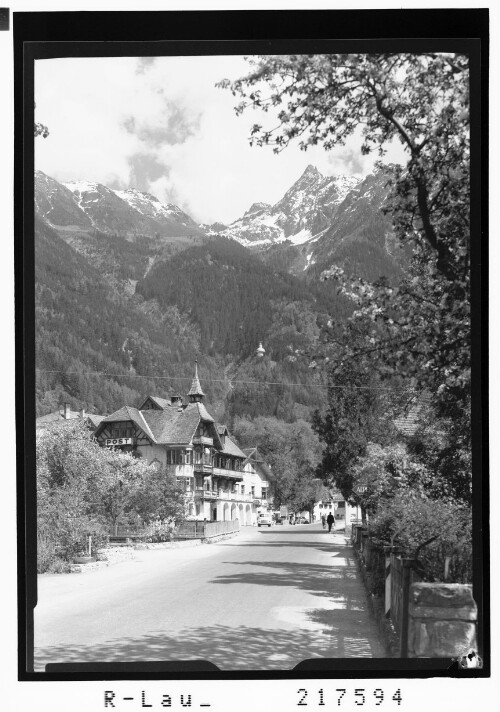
[109,519,240,542]
[350,527,423,657]
[389,554,421,657]
[176,520,240,539]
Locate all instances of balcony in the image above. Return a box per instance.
[195,489,218,500]
[217,490,253,503]
[192,436,213,446]
[165,463,194,478]
[193,463,213,474]
[212,466,243,480]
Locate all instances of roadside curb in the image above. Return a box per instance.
[67,532,241,573]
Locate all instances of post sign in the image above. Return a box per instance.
[354,486,368,494]
[105,437,133,446]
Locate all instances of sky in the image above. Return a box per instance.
[35,55,407,225]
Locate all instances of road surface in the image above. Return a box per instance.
[34,523,386,671]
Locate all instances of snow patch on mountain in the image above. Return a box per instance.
[219,165,362,249]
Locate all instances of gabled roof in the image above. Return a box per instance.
[36,410,80,424]
[220,435,248,459]
[138,395,171,410]
[95,395,231,450]
[36,410,104,430]
[86,414,105,428]
[243,447,273,478]
[97,405,156,442]
[141,402,202,445]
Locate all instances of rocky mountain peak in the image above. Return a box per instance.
[244,202,272,217]
[302,164,322,179]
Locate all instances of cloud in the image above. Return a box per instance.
[35,55,407,225]
[327,145,367,176]
[127,153,169,192]
[123,101,201,147]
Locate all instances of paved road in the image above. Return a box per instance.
[34,523,385,671]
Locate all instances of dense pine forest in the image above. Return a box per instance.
[35,223,349,421]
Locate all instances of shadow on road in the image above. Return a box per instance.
[35,613,383,672]
[34,530,386,671]
[209,554,359,601]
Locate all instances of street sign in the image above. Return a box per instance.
[354,486,368,494]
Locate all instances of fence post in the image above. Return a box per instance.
[384,546,394,618]
[400,558,415,658]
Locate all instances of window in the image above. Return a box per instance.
[167,450,184,465]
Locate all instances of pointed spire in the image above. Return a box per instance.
[188,360,206,402]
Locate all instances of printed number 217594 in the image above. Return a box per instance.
[297,688,403,706]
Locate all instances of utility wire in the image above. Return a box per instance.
[36,368,417,392]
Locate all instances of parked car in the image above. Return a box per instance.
[257,513,273,527]
[296,517,310,524]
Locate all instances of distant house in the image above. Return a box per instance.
[36,403,104,431]
[242,447,272,512]
[313,491,358,524]
[93,362,271,525]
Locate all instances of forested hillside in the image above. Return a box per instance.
[35,217,229,417]
[35,221,345,421]
[136,237,352,359]
[34,165,406,423]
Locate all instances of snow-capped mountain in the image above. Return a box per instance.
[214,163,403,281]
[113,189,200,231]
[35,170,205,240]
[35,163,404,287]
[218,165,360,248]
[35,171,93,229]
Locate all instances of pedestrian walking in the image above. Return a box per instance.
[326,512,335,533]
[321,514,326,529]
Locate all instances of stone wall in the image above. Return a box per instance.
[408,583,477,657]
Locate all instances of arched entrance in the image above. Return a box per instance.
[231,503,237,520]
[238,504,244,524]
[245,504,252,525]
[223,503,230,521]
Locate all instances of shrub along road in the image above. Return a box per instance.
[34,523,385,671]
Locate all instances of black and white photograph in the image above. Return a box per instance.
[14,7,489,694]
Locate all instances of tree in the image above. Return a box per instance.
[221,53,469,281]
[349,442,431,517]
[232,415,322,509]
[222,52,470,386]
[132,464,187,524]
[36,421,186,570]
[312,357,401,504]
[223,53,472,504]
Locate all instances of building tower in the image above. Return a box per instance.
[256,341,265,358]
[187,360,206,403]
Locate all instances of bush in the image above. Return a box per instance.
[368,494,472,583]
[37,506,109,570]
[143,520,175,543]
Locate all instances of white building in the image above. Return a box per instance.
[93,362,270,525]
